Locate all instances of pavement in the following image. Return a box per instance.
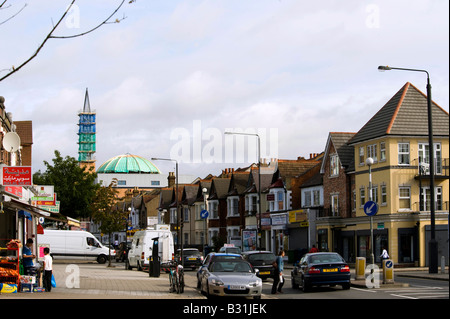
[0,261,448,299]
[0,260,204,299]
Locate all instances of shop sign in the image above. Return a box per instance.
[2,185,23,198]
[289,209,307,223]
[35,194,56,206]
[31,185,54,201]
[2,166,32,186]
[261,218,271,226]
[271,213,288,225]
[38,201,60,214]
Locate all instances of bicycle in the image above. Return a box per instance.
[168,261,184,293]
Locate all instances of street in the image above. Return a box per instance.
[0,260,447,300]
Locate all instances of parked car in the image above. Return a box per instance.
[241,251,276,280]
[291,252,351,292]
[198,259,262,299]
[175,248,203,270]
[197,252,243,288]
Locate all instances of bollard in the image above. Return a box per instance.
[382,259,394,284]
[355,257,366,280]
[441,256,446,274]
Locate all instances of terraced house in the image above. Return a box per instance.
[317,82,449,267]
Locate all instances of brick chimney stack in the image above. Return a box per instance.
[168,171,175,188]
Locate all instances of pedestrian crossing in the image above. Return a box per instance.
[384,285,449,299]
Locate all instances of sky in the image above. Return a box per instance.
[1,0,449,178]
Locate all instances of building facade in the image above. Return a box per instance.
[317,82,449,266]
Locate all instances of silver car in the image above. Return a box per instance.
[199,259,262,299]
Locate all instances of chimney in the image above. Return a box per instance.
[168,171,175,188]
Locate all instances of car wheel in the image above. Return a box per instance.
[137,261,142,271]
[97,255,107,264]
[342,282,350,290]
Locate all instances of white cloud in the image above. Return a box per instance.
[0,0,448,177]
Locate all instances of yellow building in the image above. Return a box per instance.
[318,82,449,267]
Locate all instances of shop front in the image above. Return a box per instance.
[1,194,64,293]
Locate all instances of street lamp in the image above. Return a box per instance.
[202,187,208,249]
[378,65,438,273]
[224,131,262,250]
[365,157,375,268]
[152,157,183,267]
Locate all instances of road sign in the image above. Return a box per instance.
[200,209,209,219]
[385,260,393,269]
[364,201,378,216]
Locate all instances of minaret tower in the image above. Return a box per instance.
[77,88,96,171]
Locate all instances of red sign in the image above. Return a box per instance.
[3,186,23,198]
[2,166,32,186]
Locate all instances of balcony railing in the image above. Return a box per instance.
[413,157,449,178]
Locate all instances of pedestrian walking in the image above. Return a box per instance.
[43,247,53,292]
[309,245,319,253]
[380,247,389,268]
[271,250,285,294]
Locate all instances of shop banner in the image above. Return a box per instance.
[2,166,32,186]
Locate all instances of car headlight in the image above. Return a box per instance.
[211,278,224,286]
[249,279,262,287]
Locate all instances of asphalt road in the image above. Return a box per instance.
[0,260,447,300]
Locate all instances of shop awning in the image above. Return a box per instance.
[18,210,32,220]
[4,197,66,222]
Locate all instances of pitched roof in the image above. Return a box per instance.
[228,172,250,196]
[209,178,231,200]
[245,169,274,193]
[181,185,199,206]
[349,82,449,145]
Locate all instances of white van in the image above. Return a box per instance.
[127,225,174,271]
[37,229,114,264]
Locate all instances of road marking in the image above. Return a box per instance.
[350,287,377,293]
[391,294,417,299]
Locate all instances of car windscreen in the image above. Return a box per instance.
[184,250,201,256]
[210,261,252,273]
[248,253,275,263]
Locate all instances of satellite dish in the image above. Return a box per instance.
[2,132,21,152]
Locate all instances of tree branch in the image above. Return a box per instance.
[0,0,131,82]
[0,0,76,82]
[50,0,126,39]
[0,3,27,26]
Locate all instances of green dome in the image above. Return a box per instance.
[97,154,160,174]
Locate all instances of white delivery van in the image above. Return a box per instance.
[127,225,174,271]
[37,229,114,264]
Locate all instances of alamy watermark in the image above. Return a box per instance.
[365,4,380,29]
[65,264,80,289]
[365,264,381,288]
[169,120,279,164]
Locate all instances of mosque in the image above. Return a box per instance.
[77,89,194,198]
